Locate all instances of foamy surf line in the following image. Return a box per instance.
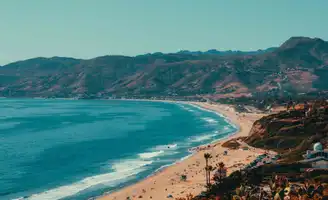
[137,101,240,175]
[129,100,239,167]
[110,99,240,138]
[149,152,195,178]
[156,100,239,143]
[111,98,238,131]
[17,160,152,200]
[184,102,240,131]
[149,100,239,130]
[174,102,240,153]
[138,150,164,159]
[19,145,179,200]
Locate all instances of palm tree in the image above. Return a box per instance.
[204,153,212,166]
[206,165,214,186]
[217,162,226,184]
[204,153,212,185]
[218,162,225,169]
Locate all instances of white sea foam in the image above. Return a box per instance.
[201,117,218,124]
[26,159,152,200]
[138,150,164,159]
[179,154,193,161]
[189,133,217,142]
[111,159,153,172]
[177,104,195,112]
[185,103,239,130]
[153,143,178,151]
[152,163,174,175]
[151,152,195,179]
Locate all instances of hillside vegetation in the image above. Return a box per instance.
[1,37,328,100]
[244,100,328,162]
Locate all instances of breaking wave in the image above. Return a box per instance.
[201,117,218,124]
[138,150,164,159]
[25,159,152,200]
[189,133,217,142]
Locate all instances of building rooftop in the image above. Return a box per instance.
[314,142,324,151]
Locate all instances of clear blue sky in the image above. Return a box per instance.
[1,0,327,65]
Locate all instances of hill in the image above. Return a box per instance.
[244,100,328,162]
[1,36,328,100]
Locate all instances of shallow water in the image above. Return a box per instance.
[0,99,236,200]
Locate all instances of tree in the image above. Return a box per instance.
[206,165,214,185]
[204,153,212,185]
[218,162,225,169]
[215,162,226,184]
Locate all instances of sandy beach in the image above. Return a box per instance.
[97,102,267,200]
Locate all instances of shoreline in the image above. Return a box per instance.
[97,101,266,200]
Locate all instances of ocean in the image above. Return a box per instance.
[0,99,237,200]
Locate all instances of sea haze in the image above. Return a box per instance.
[0,99,237,200]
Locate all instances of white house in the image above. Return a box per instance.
[300,142,328,169]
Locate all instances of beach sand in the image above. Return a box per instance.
[97,102,267,200]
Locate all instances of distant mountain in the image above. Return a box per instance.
[1,36,328,100]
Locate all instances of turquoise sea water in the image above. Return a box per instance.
[0,99,237,200]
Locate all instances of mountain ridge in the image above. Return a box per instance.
[0,48,277,67]
[1,36,328,101]
[176,47,277,56]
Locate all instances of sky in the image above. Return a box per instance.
[0,0,328,65]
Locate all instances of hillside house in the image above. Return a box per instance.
[300,142,328,169]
